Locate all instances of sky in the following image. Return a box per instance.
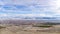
[0,0,60,19]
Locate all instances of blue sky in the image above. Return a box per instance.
[0,0,60,19]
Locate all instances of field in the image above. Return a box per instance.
[0,24,60,34]
[0,20,60,34]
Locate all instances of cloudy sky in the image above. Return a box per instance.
[0,0,60,19]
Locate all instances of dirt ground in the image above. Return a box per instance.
[0,25,60,34]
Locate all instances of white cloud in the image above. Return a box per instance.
[0,14,8,16]
[0,0,60,19]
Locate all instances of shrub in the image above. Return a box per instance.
[32,23,53,28]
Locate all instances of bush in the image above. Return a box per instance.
[32,23,53,28]
[38,25,52,28]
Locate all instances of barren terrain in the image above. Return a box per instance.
[0,24,60,34]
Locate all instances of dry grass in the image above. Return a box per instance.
[0,26,6,29]
[0,24,60,34]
